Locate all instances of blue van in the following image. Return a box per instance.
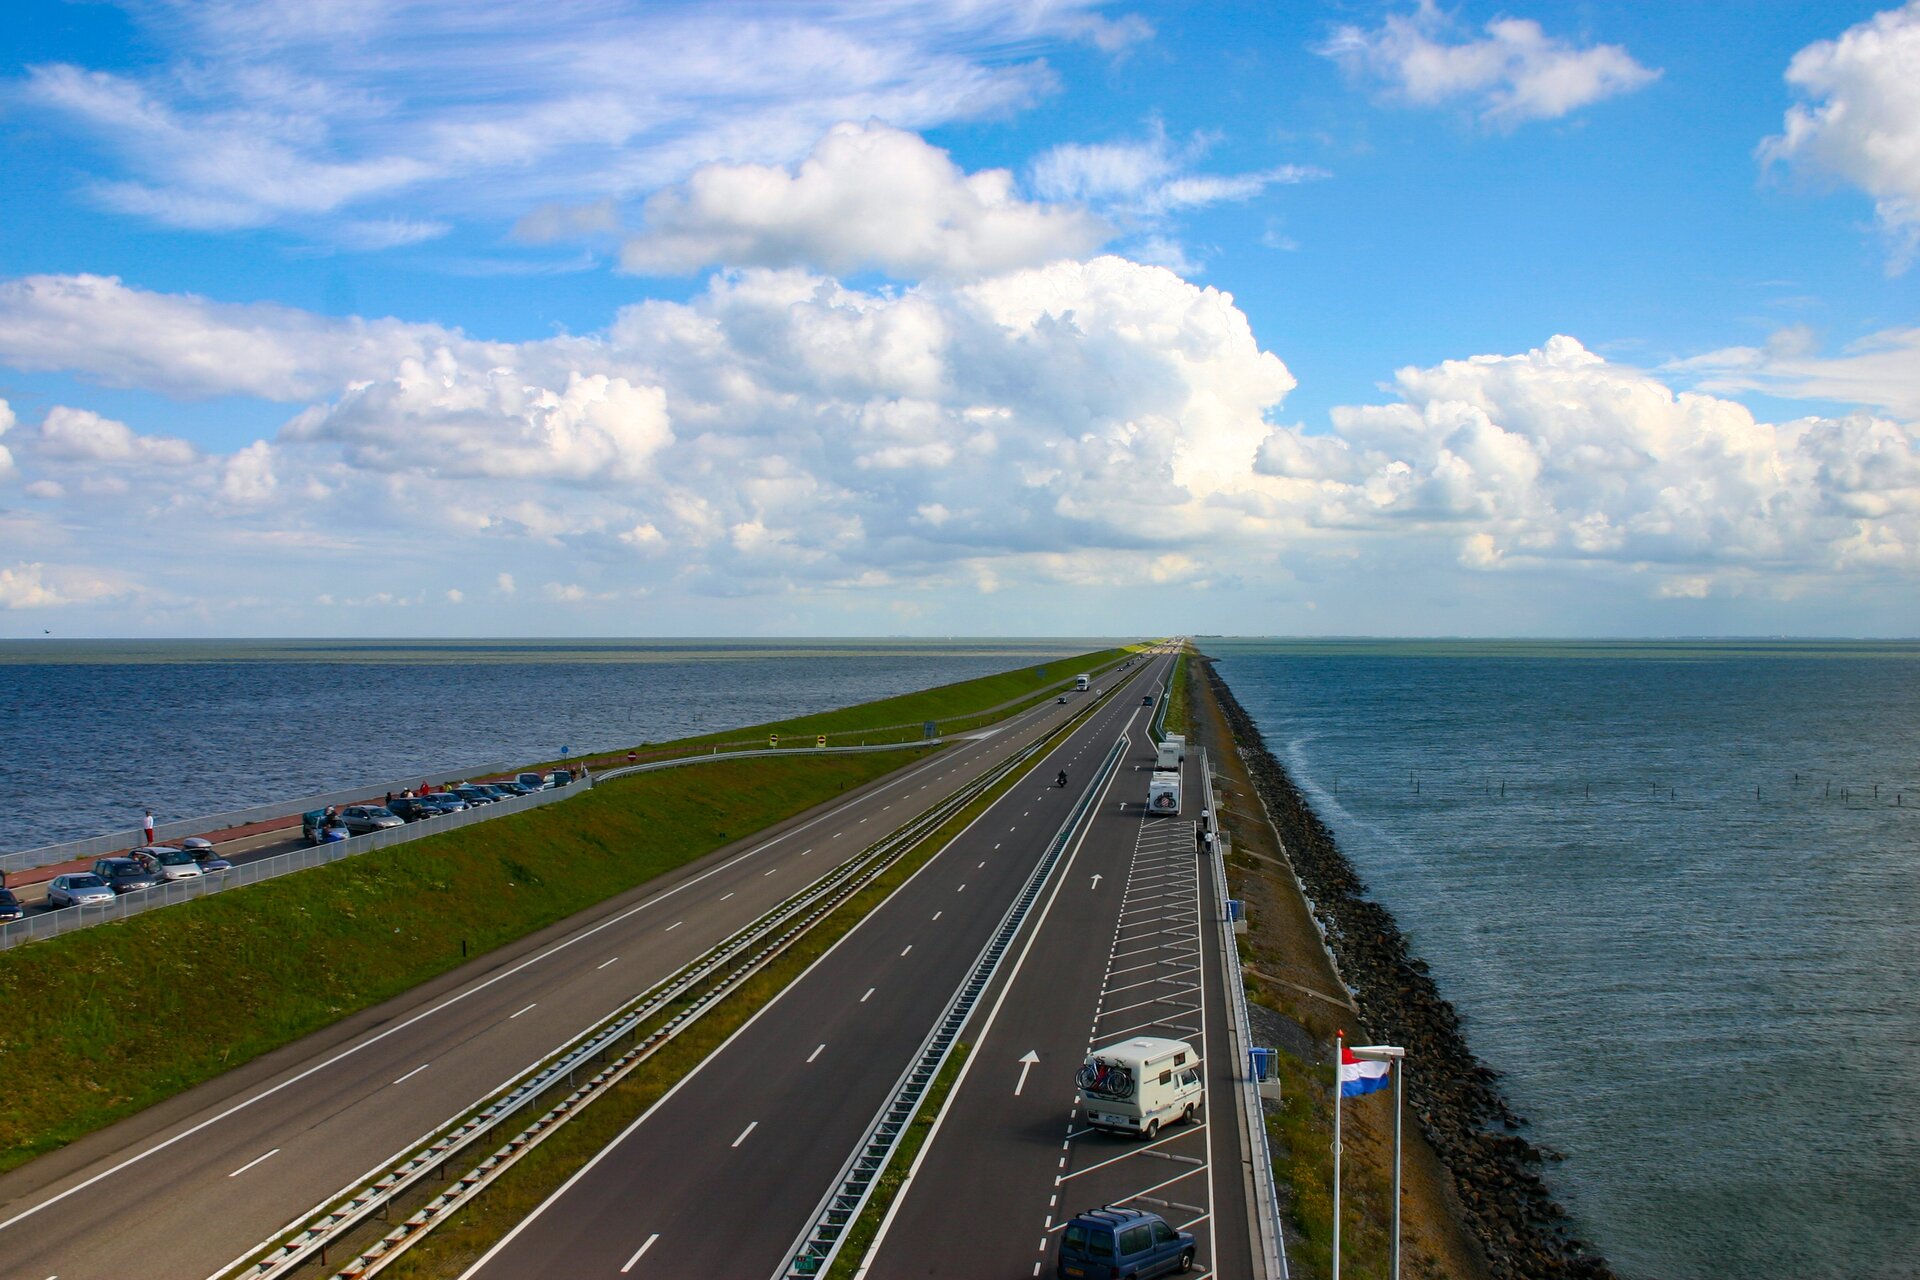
[1057,1207,1194,1278]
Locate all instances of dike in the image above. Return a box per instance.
[1203,658,1619,1280]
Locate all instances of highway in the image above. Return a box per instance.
[859,725,1254,1278]
[453,655,1182,1280]
[0,667,1135,1280]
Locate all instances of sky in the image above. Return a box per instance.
[1,0,1917,638]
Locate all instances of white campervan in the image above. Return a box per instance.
[1078,1036,1204,1138]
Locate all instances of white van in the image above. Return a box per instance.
[1078,1036,1204,1138]
[1075,673,1091,691]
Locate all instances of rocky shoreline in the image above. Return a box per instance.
[1204,659,1619,1280]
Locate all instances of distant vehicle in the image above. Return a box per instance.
[1056,1205,1194,1278]
[1078,1036,1203,1139]
[418,793,469,814]
[46,873,115,908]
[517,771,550,791]
[339,805,404,834]
[1057,695,1068,704]
[0,887,25,921]
[1142,695,1153,705]
[302,811,352,844]
[1075,673,1090,691]
[451,786,499,806]
[490,780,533,797]
[547,769,575,788]
[466,784,511,801]
[92,857,160,895]
[1156,739,1181,771]
[181,837,231,872]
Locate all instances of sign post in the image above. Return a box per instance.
[769,734,779,749]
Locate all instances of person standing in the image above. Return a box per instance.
[142,808,155,845]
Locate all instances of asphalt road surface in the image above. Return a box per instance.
[0,665,1143,1280]
[861,734,1255,1279]
[454,655,1178,1280]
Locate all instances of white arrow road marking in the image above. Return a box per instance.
[1015,1050,1040,1097]
[1090,873,1103,889]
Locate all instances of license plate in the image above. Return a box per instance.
[1063,1268,1085,1277]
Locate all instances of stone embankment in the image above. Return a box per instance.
[1205,661,1618,1280]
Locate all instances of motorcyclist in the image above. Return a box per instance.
[1057,769,1068,788]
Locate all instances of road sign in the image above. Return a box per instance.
[769,734,779,748]
[922,720,937,739]
[816,734,826,748]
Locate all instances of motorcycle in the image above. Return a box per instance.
[1056,771,1069,788]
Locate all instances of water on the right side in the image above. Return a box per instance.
[1209,640,1920,1280]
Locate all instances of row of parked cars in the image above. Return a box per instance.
[302,771,579,844]
[43,839,237,908]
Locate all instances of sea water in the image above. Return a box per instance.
[1209,639,1920,1280]
[0,638,1103,851]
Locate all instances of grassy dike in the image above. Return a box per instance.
[0,752,926,1174]
[376,720,1058,1280]
[555,644,1143,766]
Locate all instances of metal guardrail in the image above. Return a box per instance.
[0,761,509,875]
[210,721,1061,1280]
[1203,746,1289,1279]
[777,733,1130,1279]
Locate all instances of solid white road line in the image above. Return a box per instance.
[392,1063,432,1085]
[620,1234,659,1273]
[227,1149,280,1178]
[731,1121,758,1148]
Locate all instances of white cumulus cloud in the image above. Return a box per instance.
[1320,2,1659,129]
[1759,0,1920,272]
[620,123,1109,278]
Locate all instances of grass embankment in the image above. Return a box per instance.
[376,739,1045,1280]
[552,644,1143,768]
[0,750,921,1174]
[1191,656,1487,1280]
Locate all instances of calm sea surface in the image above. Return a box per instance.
[0,638,1106,850]
[1208,639,1920,1280]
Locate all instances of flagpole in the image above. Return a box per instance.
[1332,1029,1343,1280]
[1392,1054,1403,1280]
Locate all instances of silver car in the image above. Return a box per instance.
[339,805,404,835]
[47,873,116,908]
[130,845,203,882]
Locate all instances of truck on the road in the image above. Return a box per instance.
[1077,1036,1204,1138]
[1147,770,1181,815]
[1075,673,1091,691]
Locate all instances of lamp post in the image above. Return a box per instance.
[1350,1043,1408,1280]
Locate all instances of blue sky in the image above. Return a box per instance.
[1,0,1917,636]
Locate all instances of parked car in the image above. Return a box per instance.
[386,796,437,822]
[547,769,575,788]
[181,837,232,872]
[47,873,116,908]
[417,793,469,814]
[339,804,404,835]
[0,887,24,921]
[489,780,532,797]
[1056,1207,1194,1279]
[302,810,352,844]
[469,783,513,801]
[92,857,160,895]
[451,785,499,807]
[516,771,550,791]
[129,845,203,881]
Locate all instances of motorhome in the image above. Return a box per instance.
[1155,738,1181,770]
[1075,673,1091,691]
[1147,770,1181,815]
[1164,733,1185,763]
[1077,1036,1204,1138]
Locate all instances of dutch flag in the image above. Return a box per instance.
[1339,1044,1391,1098]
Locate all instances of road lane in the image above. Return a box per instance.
[454,657,1172,1280]
[0,672,1134,1280]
